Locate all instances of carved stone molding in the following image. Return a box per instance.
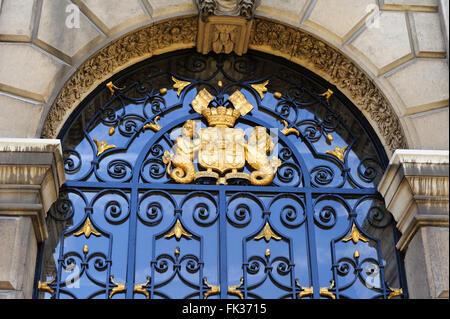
[41,15,406,153]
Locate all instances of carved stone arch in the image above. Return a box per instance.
[41,15,407,154]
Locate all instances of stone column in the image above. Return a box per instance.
[0,139,65,299]
[378,150,449,299]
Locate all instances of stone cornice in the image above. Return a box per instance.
[0,139,65,242]
[41,15,407,153]
[378,150,449,251]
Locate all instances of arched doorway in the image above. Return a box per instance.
[35,50,406,299]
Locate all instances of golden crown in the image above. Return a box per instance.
[201,106,241,127]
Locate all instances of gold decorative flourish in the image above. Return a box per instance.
[143,116,162,132]
[354,250,360,259]
[109,275,126,299]
[73,216,101,238]
[93,138,116,156]
[326,145,348,163]
[106,81,124,95]
[274,92,282,99]
[38,273,56,297]
[109,127,115,136]
[320,280,336,299]
[83,245,89,254]
[297,282,314,299]
[254,222,282,242]
[342,223,369,244]
[387,288,403,299]
[251,80,269,100]
[265,248,271,257]
[321,89,334,104]
[134,276,151,299]
[203,277,221,299]
[159,88,168,95]
[228,278,244,299]
[172,76,191,97]
[164,219,193,240]
[280,120,300,137]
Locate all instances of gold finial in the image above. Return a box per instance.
[354,250,360,259]
[109,127,115,136]
[254,222,282,242]
[83,245,89,254]
[164,219,193,240]
[143,116,162,132]
[172,76,191,97]
[159,88,167,95]
[326,145,348,163]
[274,92,282,99]
[218,80,223,87]
[93,138,116,156]
[74,217,101,238]
[342,223,369,244]
[106,81,124,95]
[251,80,269,100]
[321,89,334,103]
[265,248,271,257]
[281,120,300,137]
[175,247,180,256]
[326,134,334,142]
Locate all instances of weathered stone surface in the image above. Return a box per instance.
[36,0,103,60]
[411,12,446,56]
[0,94,43,138]
[304,0,377,42]
[0,217,37,298]
[0,43,64,102]
[144,0,197,18]
[349,11,413,75]
[406,108,449,150]
[256,0,310,23]
[0,0,35,41]
[386,59,449,114]
[78,0,150,32]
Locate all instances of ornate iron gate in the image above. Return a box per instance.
[35,50,406,299]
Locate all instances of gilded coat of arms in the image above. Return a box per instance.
[163,87,281,186]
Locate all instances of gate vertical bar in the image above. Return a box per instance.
[305,191,320,299]
[219,189,228,299]
[125,186,138,299]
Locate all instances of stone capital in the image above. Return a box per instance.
[378,149,449,251]
[0,138,65,242]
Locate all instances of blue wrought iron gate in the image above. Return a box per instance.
[35,50,407,299]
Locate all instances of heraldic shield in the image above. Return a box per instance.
[163,87,281,186]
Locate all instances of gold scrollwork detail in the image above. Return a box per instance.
[109,275,126,299]
[106,81,124,96]
[321,89,334,104]
[320,280,336,299]
[164,218,193,241]
[251,80,269,100]
[172,76,191,97]
[73,216,101,238]
[326,145,348,163]
[93,138,116,156]
[143,116,162,132]
[280,120,300,137]
[38,273,56,297]
[254,222,282,242]
[387,287,403,299]
[342,223,369,244]
[296,280,336,299]
[203,277,221,299]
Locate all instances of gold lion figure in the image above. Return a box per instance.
[163,120,200,184]
[245,126,281,186]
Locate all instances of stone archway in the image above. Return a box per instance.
[41,15,406,156]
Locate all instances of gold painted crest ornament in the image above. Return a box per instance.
[163,84,281,186]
